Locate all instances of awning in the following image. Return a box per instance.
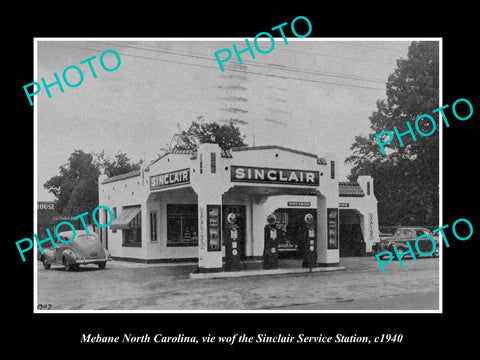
[110,206,141,230]
[338,182,365,197]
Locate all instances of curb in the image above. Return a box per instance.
[189,266,346,280]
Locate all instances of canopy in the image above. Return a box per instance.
[110,206,141,230]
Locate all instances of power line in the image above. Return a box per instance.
[331,41,405,52]
[120,40,398,68]
[93,41,387,84]
[275,46,396,65]
[41,41,387,92]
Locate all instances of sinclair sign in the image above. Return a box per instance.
[150,168,190,190]
[231,166,319,186]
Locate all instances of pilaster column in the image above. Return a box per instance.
[191,143,231,273]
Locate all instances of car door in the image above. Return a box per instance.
[414,229,434,254]
[54,236,67,263]
[396,229,412,247]
[407,229,416,247]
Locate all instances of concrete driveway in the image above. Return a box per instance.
[36,256,439,311]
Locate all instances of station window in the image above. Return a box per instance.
[274,211,289,233]
[367,182,371,195]
[330,160,335,179]
[167,204,198,247]
[111,207,118,233]
[122,210,141,247]
[211,152,216,173]
[150,211,158,242]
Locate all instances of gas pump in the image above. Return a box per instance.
[224,212,242,271]
[302,213,317,270]
[263,214,279,269]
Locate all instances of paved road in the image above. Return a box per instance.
[36,256,439,311]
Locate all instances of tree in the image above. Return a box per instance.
[44,150,100,220]
[174,116,247,151]
[95,150,141,178]
[44,150,141,222]
[346,41,439,226]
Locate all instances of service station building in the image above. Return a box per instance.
[98,143,380,272]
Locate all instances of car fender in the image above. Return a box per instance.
[388,242,410,252]
[62,248,80,264]
[42,248,55,264]
[103,247,112,260]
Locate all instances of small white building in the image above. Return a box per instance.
[97,143,380,272]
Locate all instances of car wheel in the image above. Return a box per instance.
[64,258,72,271]
[98,262,106,270]
[42,258,51,270]
[393,248,404,260]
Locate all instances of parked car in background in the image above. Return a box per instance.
[372,227,439,259]
[40,230,112,271]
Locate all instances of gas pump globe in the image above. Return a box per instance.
[227,212,237,225]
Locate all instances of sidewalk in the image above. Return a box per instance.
[109,258,346,279]
[110,258,311,269]
[190,265,345,279]
[109,260,196,269]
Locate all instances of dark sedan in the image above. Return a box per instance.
[40,230,112,271]
[372,227,439,259]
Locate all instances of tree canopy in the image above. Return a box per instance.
[174,117,247,151]
[95,150,142,178]
[44,150,141,220]
[44,118,247,220]
[346,41,439,226]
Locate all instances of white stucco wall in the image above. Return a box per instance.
[98,144,380,263]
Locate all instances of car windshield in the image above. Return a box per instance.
[77,234,98,242]
[395,229,412,237]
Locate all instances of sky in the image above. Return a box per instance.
[36,38,413,201]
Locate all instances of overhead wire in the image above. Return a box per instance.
[330,41,405,52]
[40,41,387,92]
[121,39,398,68]
[98,40,388,83]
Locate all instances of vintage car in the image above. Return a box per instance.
[40,230,112,271]
[372,227,439,259]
